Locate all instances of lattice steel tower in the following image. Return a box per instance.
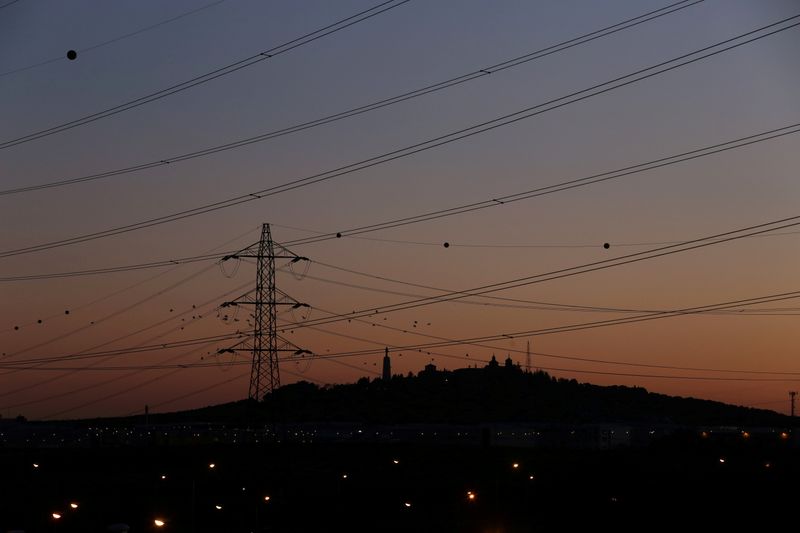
[220,224,310,401]
[249,224,279,399]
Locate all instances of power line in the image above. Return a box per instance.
[524,365,800,382]
[2,14,798,259]
[96,365,249,419]
[117,365,326,419]
[38,343,234,418]
[42,353,800,383]
[0,0,22,10]
[0,0,411,150]
[0,225,260,284]
[281,224,800,250]
[37,288,798,416]
[8,208,781,380]
[6,215,800,282]
[300,290,800,359]
[0,0,703,195]
[146,369,249,411]
[3,213,796,403]
[0,251,235,282]
[0,225,258,370]
[42,367,183,420]
[283,303,800,377]
[127,364,327,419]
[0,0,410,151]
[281,124,800,248]
[9,270,797,412]
[3,262,219,361]
[286,261,800,317]
[4,341,223,413]
[18,285,799,418]
[2,252,295,376]
[0,0,229,78]
[2,275,266,411]
[0,280,253,399]
[277,215,800,330]
[1,332,246,368]
[0,243,298,406]
[11,292,799,377]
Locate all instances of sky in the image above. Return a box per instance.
[2,0,800,420]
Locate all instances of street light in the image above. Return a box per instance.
[154,519,165,527]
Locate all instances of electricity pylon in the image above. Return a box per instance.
[219,224,311,401]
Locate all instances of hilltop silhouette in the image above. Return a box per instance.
[150,356,789,428]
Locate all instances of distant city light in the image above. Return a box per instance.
[154,519,165,527]
[780,432,789,440]
[529,475,535,480]
[264,496,271,502]
[215,505,222,510]
[467,491,476,501]
[52,513,62,520]
[161,475,167,480]
[765,462,772,469]
[404,502,412,508]
[33,463,39,468]
[69,503,78,509]
[512,463,519,469]
[742,431,750,439]
[393,459,399,464]
[209,463,216,469]
[719,458,726,464]
[342,474,348,479]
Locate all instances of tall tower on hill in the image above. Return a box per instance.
[382,347,391,381]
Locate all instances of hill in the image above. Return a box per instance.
[262,361,787,426]
[140,357,789,428]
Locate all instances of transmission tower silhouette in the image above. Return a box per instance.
[219,223,311,401]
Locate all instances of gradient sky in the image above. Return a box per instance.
[2,0,800,420]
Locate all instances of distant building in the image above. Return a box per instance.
[382,348,391,381]
[487,355,499,368]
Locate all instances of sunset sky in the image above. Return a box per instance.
[2,0,800,420]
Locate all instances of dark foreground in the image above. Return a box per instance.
[3,430,798,531]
